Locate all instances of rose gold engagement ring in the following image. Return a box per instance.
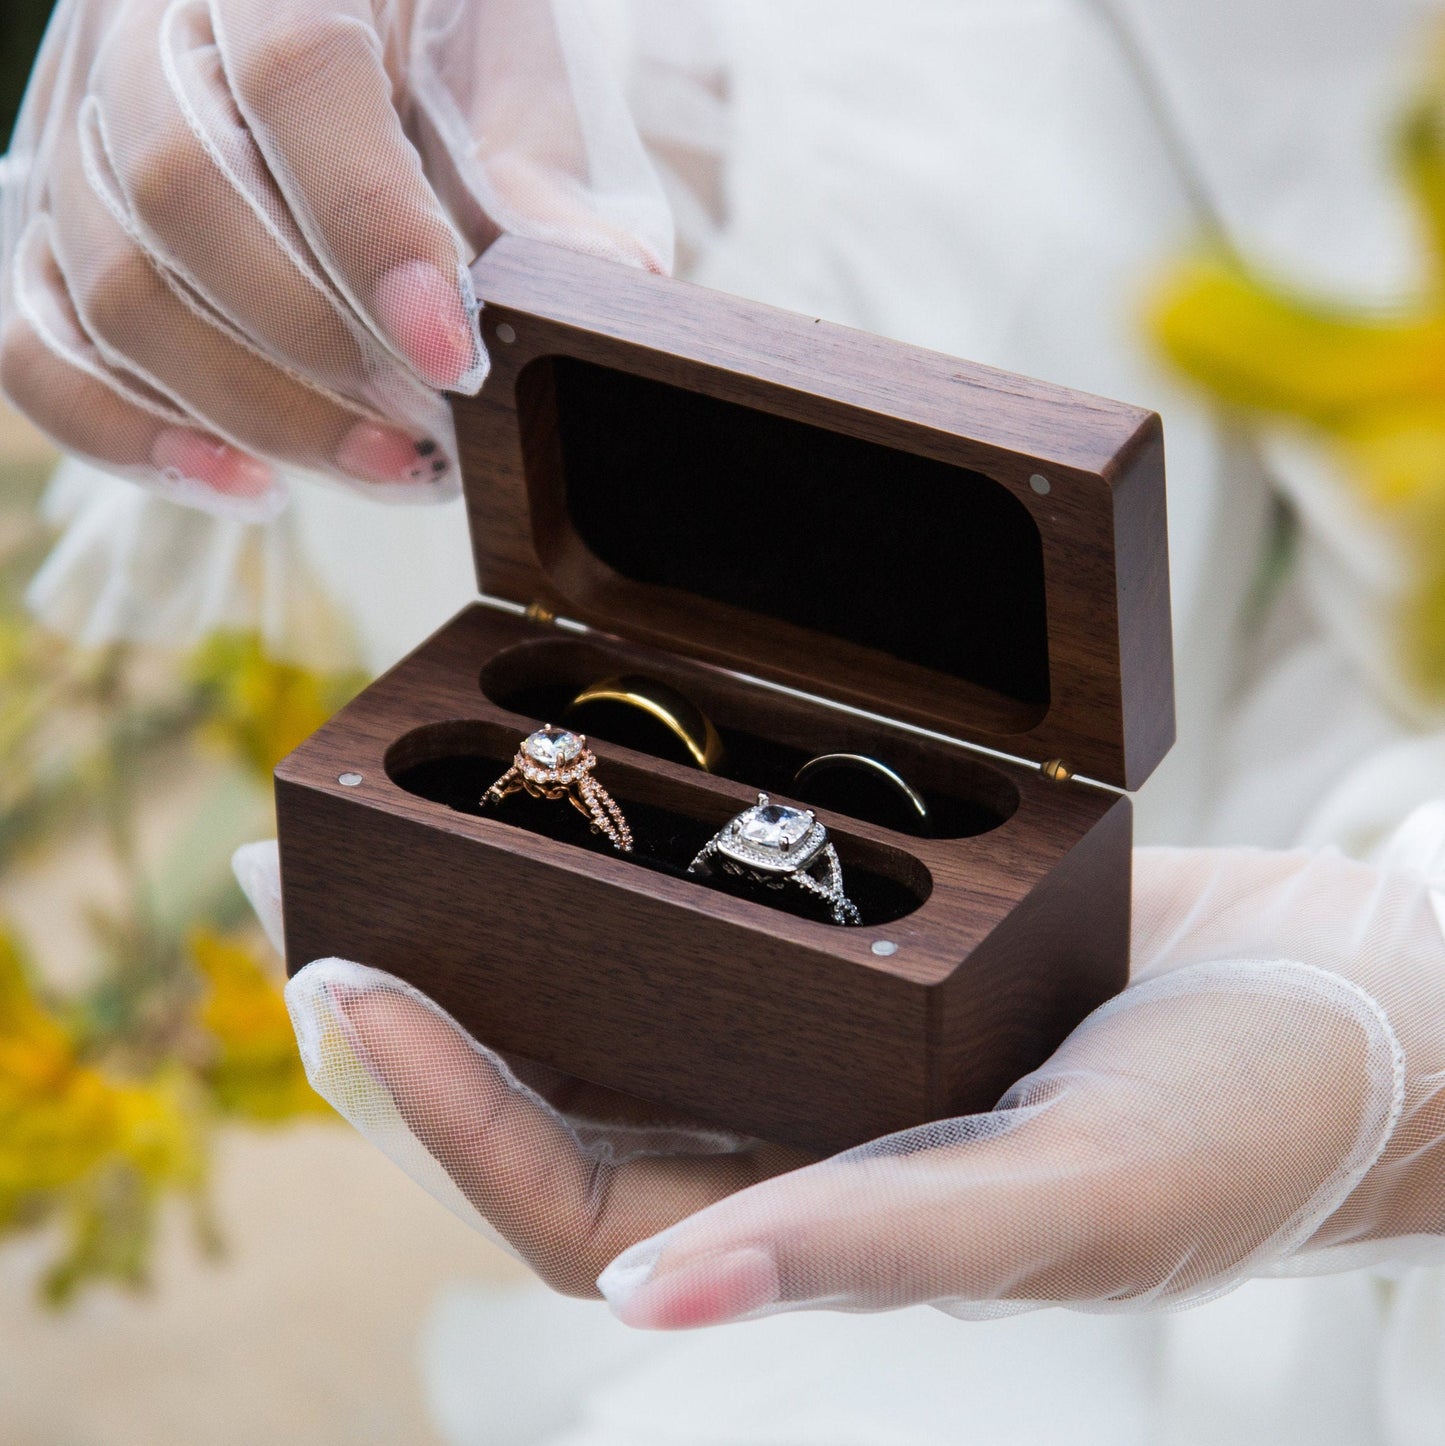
[481,726,634,853]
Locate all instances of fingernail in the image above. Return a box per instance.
[598,1246,780,1330]
[153,428,277,500]
[324,983,390,1089]
[336,421,450,486]
[376,260,481,390]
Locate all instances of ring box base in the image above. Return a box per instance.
[277,605,1132,1155]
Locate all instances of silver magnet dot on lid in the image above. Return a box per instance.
[871,940,899,957]
[338,772,364,787]
[495,322,517,344]
[1029,474,1052,495]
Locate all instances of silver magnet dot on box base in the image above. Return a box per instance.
[338,772,364,787]
[1029,473,1052,495]
[871,940,898,957]
[495,323,517,344]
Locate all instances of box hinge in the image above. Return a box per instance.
[482,593,588,634]
[1039,758,1074,784]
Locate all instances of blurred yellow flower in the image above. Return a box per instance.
[0,925,204,1299]
[188,631,366,780]
[0,473,358,1300]
[1152,262,1445,508]
[1150,50,1445,694]
[191,929,326,1122]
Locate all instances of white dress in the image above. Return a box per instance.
[28,0,1445,1439]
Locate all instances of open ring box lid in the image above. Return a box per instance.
[461,237,1173,790]
[276,235,1173,1157]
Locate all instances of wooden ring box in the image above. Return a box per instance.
[275,236,1174,1156]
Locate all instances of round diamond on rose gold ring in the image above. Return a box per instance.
[480,726,634,853]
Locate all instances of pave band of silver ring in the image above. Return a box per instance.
[688,792,860,926]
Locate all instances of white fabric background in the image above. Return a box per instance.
[25,0,1445,1439]
[420,3,1445,1441]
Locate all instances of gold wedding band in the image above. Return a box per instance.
[565,674,725,773]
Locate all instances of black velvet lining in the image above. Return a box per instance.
[389,745,925,928]
[520,356,1052,708]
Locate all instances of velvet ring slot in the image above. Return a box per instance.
[477,636,1023,842]
[385,718,933,928]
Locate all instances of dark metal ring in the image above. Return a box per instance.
[791,752,932,837]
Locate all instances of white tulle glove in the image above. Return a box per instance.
[239,807,1445,1332]
[1,0,670,518]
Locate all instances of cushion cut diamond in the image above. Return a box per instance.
[707,794,829,878]
[738,803,813,851]
[524,726,583,768]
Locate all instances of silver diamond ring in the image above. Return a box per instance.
[688,793,860,925]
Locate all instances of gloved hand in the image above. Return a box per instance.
[1,0,669,518]
[239,807,1445,1332]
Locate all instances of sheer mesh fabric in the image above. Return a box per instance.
[247,808,1445,1330]
[0,0,675,517]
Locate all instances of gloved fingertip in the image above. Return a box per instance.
[335,420,453,487]
[319,978,395,1090]
[151,428,286,519]
[599,1244,780,1330]
[376,259,486,392]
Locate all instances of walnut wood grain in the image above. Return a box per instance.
[458,235,1175,790]
[276,247,1166,1152]
[276,606,1132,1154]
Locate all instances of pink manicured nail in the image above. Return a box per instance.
[603,1248,781,1330]
[152,429,276,499]
[376,260,479,389]
[336,421,449,486]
